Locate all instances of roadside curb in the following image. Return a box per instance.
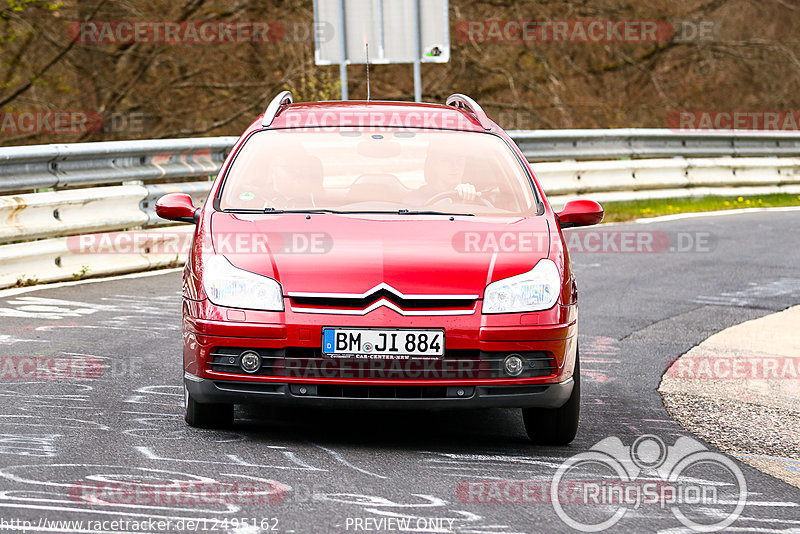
[0,267,183,299]
[659,305,800,488]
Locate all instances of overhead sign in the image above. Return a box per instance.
[314,0,450,65]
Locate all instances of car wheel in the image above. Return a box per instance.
[522,347,580,445]
[184,383,234,428]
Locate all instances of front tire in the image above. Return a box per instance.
[184,383,234,428]
[522,348,580,445]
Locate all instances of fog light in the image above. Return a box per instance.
[504,354,524,376]
[239,350,261,373]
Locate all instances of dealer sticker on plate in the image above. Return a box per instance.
[322,328,444,359]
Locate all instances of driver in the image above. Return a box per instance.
[407,147,479,206]
[264,154,324,209]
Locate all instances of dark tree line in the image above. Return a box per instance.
[0,0,798,145]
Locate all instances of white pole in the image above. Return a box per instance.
[411,0,422,102]
[337,0,349,100]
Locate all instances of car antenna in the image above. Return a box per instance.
[365,42,371,101]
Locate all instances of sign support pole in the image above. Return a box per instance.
[337,0,349,100]
[412,0,422,102]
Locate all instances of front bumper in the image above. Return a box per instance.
[185,372,574,409]
[182,298,579,409]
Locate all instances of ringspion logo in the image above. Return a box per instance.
[550,435,746,532]
[458,435,747,531]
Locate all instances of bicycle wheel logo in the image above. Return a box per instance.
[551,435,747,532]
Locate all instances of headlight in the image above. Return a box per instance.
[483,259,561,314]
[203,255,284,311]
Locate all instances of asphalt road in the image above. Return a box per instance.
[0,209,799,534]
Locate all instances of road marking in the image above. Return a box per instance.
[692,278,800,307]
[0,334,48,344]
[0,434,60,457]
[136,445,326,471]
[311,443,388,479]
[0,415,109,431]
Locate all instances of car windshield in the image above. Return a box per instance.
[218,128,538,215]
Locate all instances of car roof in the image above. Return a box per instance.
[261,100,495,133]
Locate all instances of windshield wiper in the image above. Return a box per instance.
[228,208,472,216]
[262,208,408,215]
[262,208,347,214]
[397,209,474,216]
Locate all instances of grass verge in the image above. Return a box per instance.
[600,193,800,223]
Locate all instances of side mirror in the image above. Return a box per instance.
[556,199,604,229]
[155,193,200,224]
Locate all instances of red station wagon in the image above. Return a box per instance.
[156,92,603,445]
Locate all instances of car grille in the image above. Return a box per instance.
[208,347,557,380]
[287,286,478,316]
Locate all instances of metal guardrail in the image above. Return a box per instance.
[2,129,800,289]
[0,137,237,287]
[0,137,237,193]
[532,156,800,206]
[512,129,800,161]
[4,129,800,193]
[0,182,213,243]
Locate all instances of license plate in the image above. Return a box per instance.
[322,328,445,359]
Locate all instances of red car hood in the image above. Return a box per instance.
[211,212,551,295]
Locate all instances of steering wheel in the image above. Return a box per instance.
[424,190,495,208]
